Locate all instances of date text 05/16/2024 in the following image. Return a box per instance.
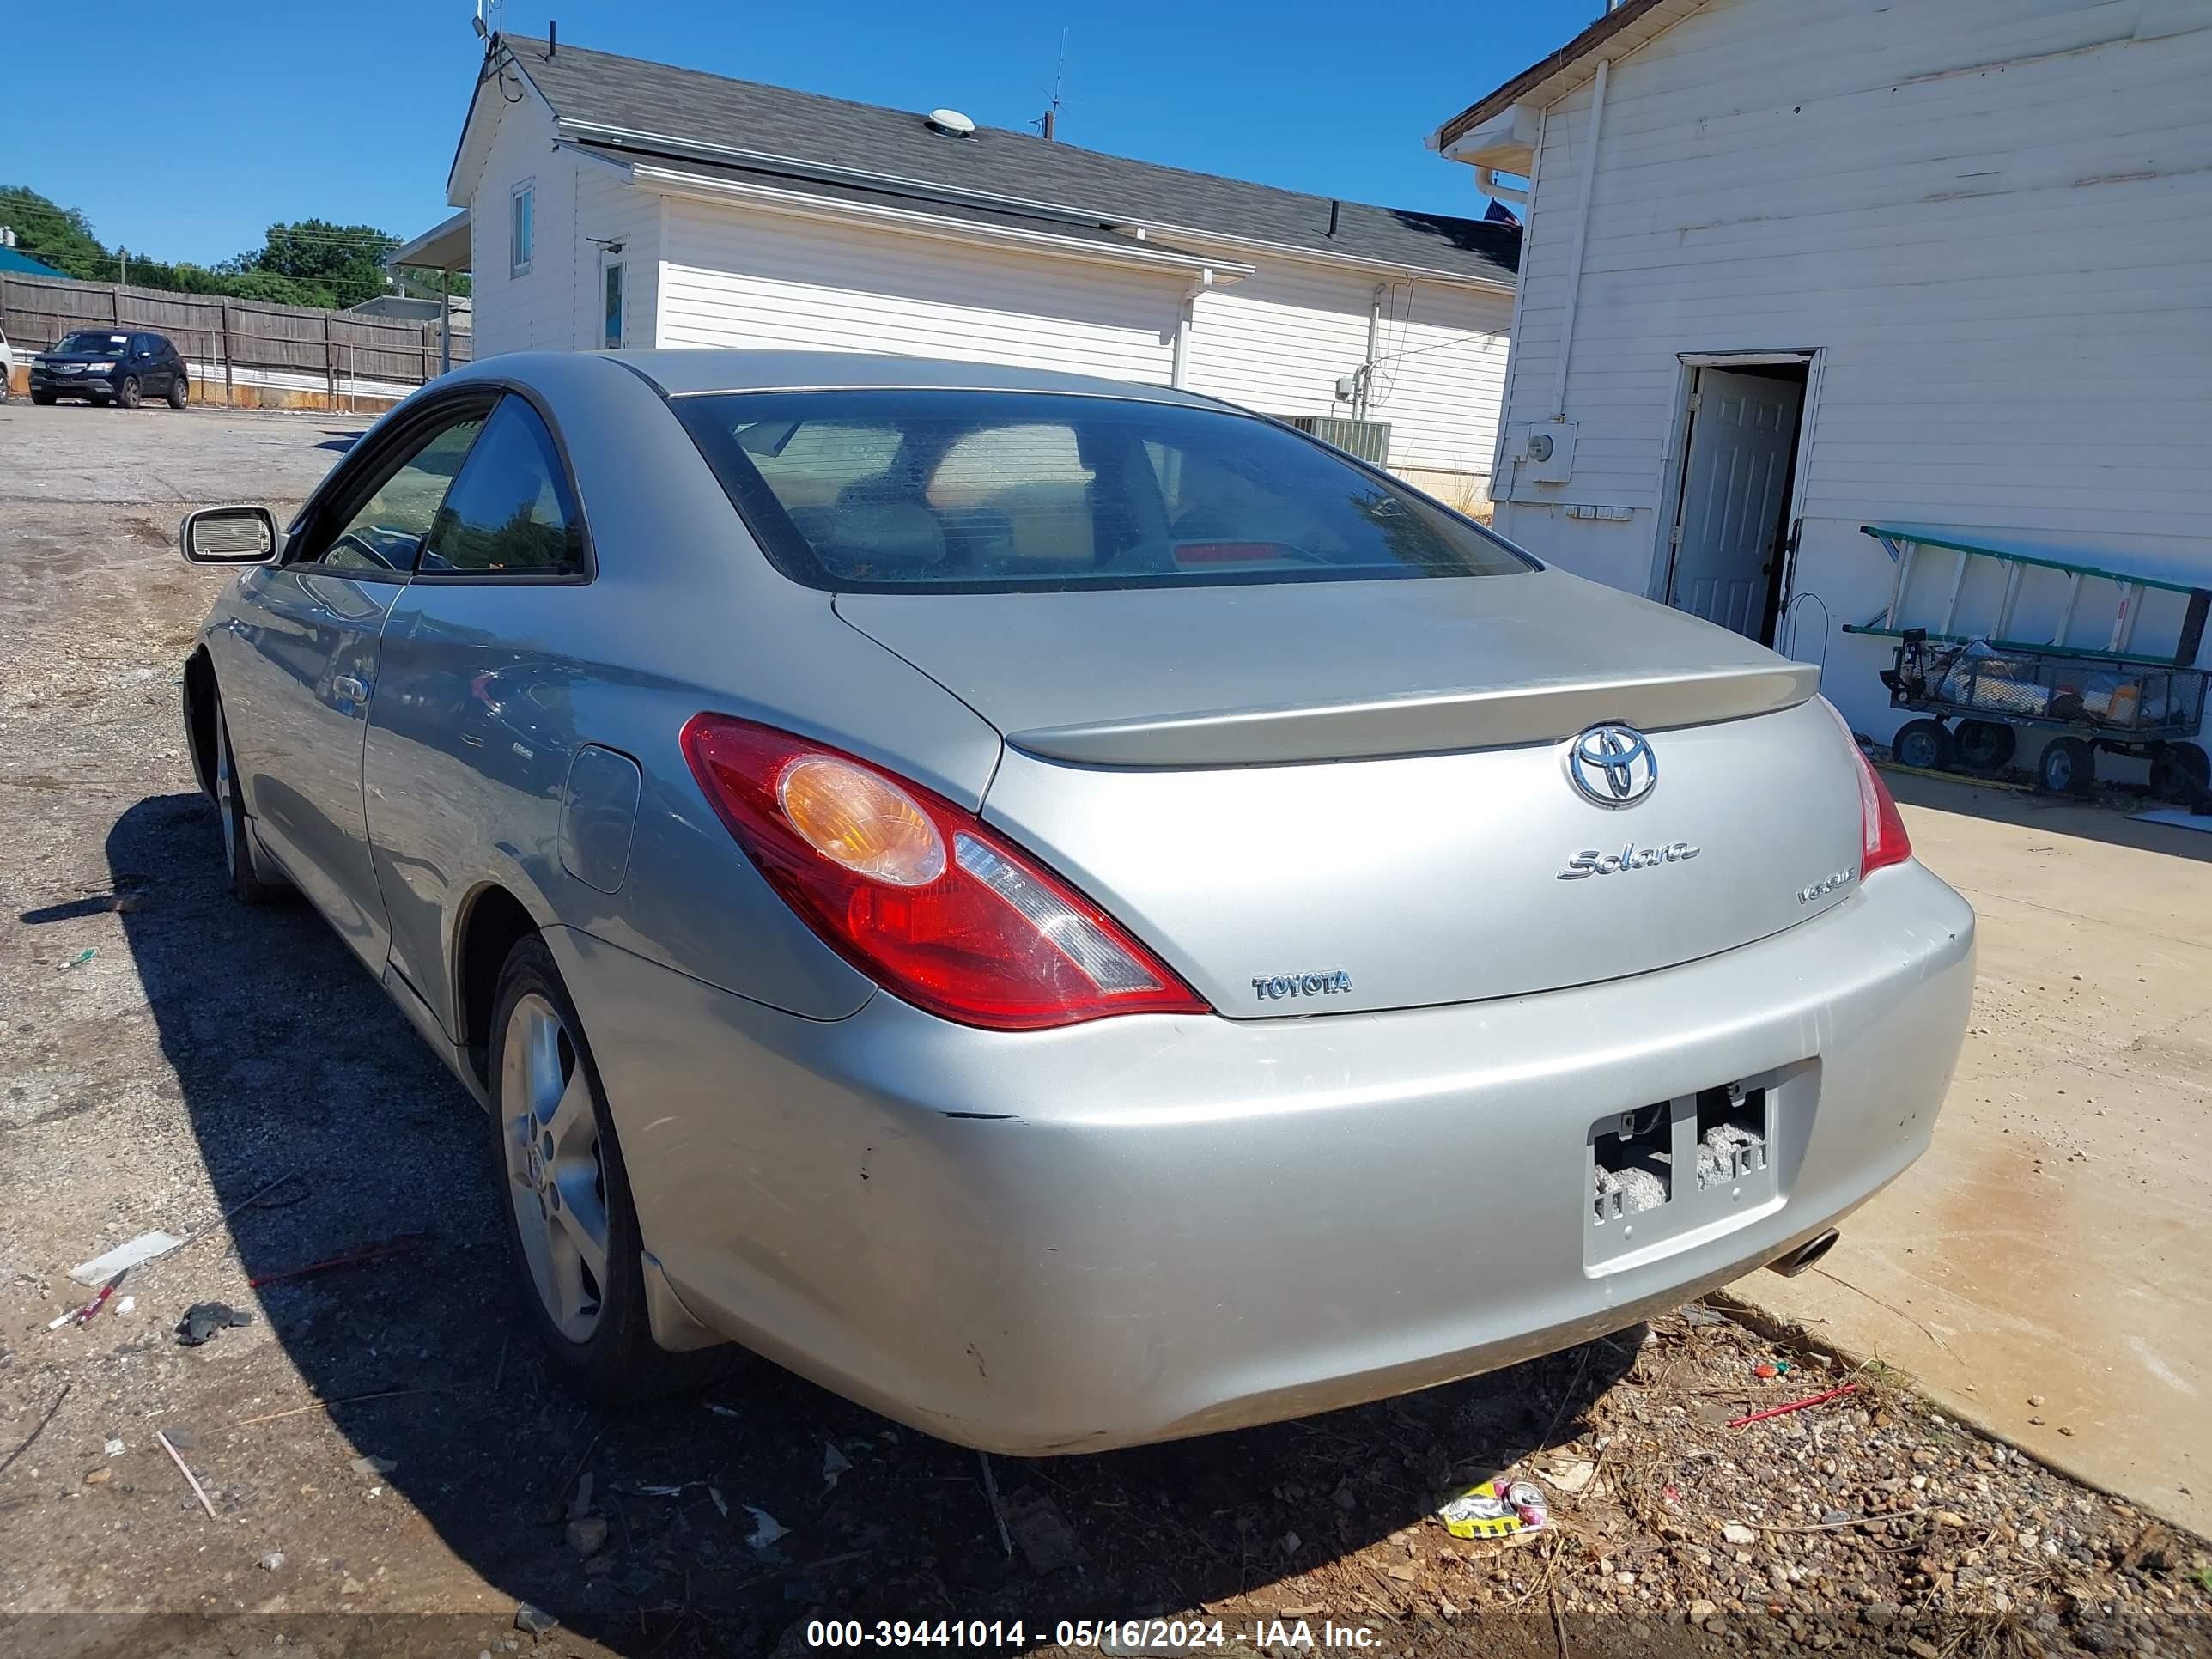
[805,1618,1382,1650]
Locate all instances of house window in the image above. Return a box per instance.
[510,183,534,275]
[603,261,624,349]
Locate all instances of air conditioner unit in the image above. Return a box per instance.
[1283,415,1391,468]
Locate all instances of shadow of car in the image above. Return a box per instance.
[104,792,1638,1652]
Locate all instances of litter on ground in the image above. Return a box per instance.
[69,1231,185,1285]
[744,1506,788,1551]
[246,1233,428,1290]
[1727,1381,1860,1428]
[175,1302,252,1346]
[155,1430,218,1522]
[1435,1474,1550,1540]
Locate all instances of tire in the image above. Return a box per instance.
[118,375,142,410]
[1953,719,2017,774]
[489,934,735,1404]
[167,374,187,410]
[1892,718,1954,773]
[2149,740,2211,805]
[2037,736,2095,796]
[213,696,289,905]
[31,391,54,405]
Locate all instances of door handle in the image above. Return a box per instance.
[332,675,370,702]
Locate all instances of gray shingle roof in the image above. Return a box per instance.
[501,36,1517,286]
[579,142,1226,267]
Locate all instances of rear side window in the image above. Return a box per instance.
[674,389,1532,594]
[422,396,585,576]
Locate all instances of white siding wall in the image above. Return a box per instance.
[1186,265,1512,491]
[656,202,1185,383]
[1491,0,2212,742]
[572,156,660,352]
[466,91,575,358]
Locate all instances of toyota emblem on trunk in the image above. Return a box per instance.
[1566,725,1657,807]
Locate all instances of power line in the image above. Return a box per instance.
[1368,318,1507,373]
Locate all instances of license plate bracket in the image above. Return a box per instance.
[1585,1072,1784,1268]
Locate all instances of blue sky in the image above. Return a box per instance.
[4,1,1595,267]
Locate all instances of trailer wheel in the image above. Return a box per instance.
[2038,737,2095,797]
[2149,740,2210,805]
[1953,720,2016,774]
[1892,719,1954,773]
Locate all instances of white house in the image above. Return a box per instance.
[1431,0,2211,778]
[397,33,1520,509]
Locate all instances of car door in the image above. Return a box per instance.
[363,392,592,1036]
[218,397,491,967]
[149,335,178,394]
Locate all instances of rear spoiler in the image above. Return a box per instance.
[1007,660,1821,768]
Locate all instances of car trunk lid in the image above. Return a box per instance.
[836,573,1864,1015]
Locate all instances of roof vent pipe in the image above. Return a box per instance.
[1327,198,1340,239]
[548,18,556,53]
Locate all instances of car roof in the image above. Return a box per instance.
[602,349,1234,409]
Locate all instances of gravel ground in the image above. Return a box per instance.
[2,406,2209,1658]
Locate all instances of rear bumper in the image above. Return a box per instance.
[554,860,1974,1454]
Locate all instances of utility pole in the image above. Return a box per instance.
[118,246,127,286]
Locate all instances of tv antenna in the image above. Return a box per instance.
[1034,29,1067,141]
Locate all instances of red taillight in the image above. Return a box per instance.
[1822,698,1912,877]
[680,714,1210,1030]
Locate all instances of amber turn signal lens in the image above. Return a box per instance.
[775,757,946,886]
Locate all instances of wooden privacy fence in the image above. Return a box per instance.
[3,271,471,407]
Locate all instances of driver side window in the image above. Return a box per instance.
[297,410,488,576]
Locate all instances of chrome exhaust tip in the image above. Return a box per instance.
[1765,1229,1840,1279]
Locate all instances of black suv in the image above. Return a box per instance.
[31,330,189,409]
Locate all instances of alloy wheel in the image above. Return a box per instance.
[216,721,241,873]
[501,992,610,1342]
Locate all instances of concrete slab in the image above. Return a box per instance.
[1731,771,2212,1534]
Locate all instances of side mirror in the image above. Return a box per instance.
[180,506,280,566]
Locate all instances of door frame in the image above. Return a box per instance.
[1646,349,1826,637]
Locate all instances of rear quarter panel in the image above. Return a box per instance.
[356,354,1006,1041]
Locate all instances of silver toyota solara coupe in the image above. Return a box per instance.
[178,350,1973,1453]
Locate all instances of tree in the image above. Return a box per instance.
[395,266,475,300]
[0,185,110,281]
[0,188,459,309]
[225,270,339,308]
[239,219,398,307]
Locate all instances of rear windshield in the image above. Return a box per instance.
[673,389,1534,594]
[58,331,131,357]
